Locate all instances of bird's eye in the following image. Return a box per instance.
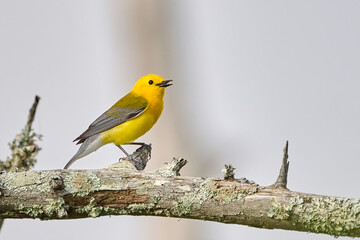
[148,80,153,85]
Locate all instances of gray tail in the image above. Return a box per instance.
[64,156,78,169]
[64,134,103,169]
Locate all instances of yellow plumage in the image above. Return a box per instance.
[100,100,163,145]
[64,74,172,169]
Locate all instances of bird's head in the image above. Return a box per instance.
[132,74,172,100]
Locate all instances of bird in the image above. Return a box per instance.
[64,74,172,169]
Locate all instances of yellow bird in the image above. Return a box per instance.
[64,74,172,169]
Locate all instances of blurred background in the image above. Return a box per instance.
[1,0,360,239]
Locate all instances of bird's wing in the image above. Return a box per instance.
[74,95,148,144]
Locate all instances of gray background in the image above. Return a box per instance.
[0,0,359,239]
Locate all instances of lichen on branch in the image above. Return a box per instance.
[0,96,41,172]
[0,158,359,238]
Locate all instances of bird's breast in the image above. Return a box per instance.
[100,100,164,145]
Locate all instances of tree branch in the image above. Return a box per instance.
[0,157,359,238]
[0,95,41,172]
[0,95,41,231]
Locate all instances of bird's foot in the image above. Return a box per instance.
[119,143,152,170]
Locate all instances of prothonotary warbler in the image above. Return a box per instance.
[64,74,172,169]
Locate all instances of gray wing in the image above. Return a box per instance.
[74,106,145,144]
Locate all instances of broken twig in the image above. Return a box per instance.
[273,140,290,189]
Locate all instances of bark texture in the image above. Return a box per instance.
[0,158,359,238]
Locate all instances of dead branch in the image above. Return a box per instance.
[0,95,41,231]
[273,141,289,188]
[0,156,359,238]
[0,95,41,172]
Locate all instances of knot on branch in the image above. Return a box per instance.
[221,164,257,184]
[50,175,64,191]
[222,164,235,181]
[156,157,187,177]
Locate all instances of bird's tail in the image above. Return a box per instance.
[64,134,104,169]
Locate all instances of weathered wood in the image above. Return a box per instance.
[0,158,359,238]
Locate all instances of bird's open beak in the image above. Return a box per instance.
[156,80,173,88]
